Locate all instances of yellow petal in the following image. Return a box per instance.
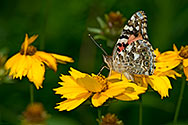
[183,66,188,81]
[157,51,180,62]
[173,44,178,52]
[115,93,139,101]
[77,75,103,92]
[27,55,45,89]
[5,53,21,70]
[55,92,91,111]
[155,60,181,73]
[51,53,74,64]
[21,34,38,55]
[134,74,148,88]
[103,82,127,97]
[154,48,160,57]
[22,56,33,77]
[14,55,29,79]
[183,58,188,67]
[35,51,57,71]
[115,83,146,101]
[6,54,24,78]
[92,93,109,107]
[69,67,87,79]
[54,75,89,99]
[158,70,181,79]
[107,70,129,82]
[146,75,172,99]
[124,83,147,94]
[28,34,38,45]
[23,34,29,55]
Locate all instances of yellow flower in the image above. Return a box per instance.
[154,44,188,80]
[108,71,146,101]
[133,46,182,99]
[154,45,181,74]
[5,34,73,89]
[54,68,146,111]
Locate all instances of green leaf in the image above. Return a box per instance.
[87,27,102,34]
[96,17,107,29]
[94,35,107,40]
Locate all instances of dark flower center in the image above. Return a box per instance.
[20,45,37,56]
[179,45,188,59]
[93,75,108,92]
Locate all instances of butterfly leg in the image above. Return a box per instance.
[120,73,123,81]
[123,72,134,81]
[97,66,109,75]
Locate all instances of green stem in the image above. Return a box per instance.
[97,107,102,123]
[173,78,186,124]
[139,96,143,125]
[30,84,34,104]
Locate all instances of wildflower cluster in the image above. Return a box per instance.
[88,11,126,47]
[3,10,188,125]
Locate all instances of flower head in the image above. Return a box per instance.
[88,11,126,47]
[22,103,49,124]
[5,34,73,89]
[154,44,188,80]
[105,11,126,29]
[54,68,146,111]
[133,46,182,99]
[100,113,123,125]
[179,45,188,80]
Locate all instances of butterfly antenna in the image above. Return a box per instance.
[88,34,108,56]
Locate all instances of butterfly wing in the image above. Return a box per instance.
[112,39,155,75]
[112,11,155,77]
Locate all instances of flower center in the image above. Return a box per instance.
[106,11,126,28]
[179,45,188,59]
[92,75,108,92]
[20,45,37,56]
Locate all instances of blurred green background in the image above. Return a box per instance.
[0,0,188,124]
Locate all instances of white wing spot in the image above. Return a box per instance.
[126,45,132,52]
[143,23,147,27]
[131,16,135,21]
[136,26,139,31]
[133,53,140,60]
[124,25,129,30]
[143,28,147,33]
[129,26,133,31]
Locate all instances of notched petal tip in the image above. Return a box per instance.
[28,34,39,45]
[51,53,74,64]
[173,44,178,52]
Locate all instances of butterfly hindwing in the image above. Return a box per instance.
[112,39,155,76]
[111,11,155,78]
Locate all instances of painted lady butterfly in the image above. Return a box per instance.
[103,10,156,81]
